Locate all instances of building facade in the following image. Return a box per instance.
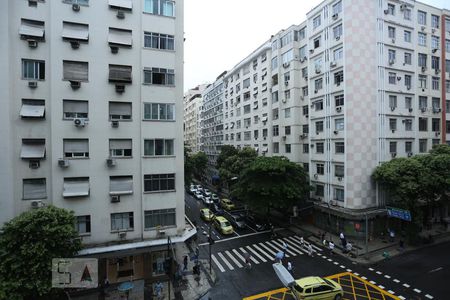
[202,0,450,234]
[0,0,193,284]
[183,84,207,153]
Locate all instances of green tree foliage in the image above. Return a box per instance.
[192,151,208,180]
[0,206,82,299]
[219,147,257,185]
[184,144,194,186]
[216,145,238,170]
[234,156,310,214]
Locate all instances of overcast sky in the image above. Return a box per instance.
[184,0,449,91]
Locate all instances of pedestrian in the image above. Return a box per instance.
[183,255,188,271]
[389,229,395,242]
[275,250,284,263]
[244,252,252,269]
[345,242,352,255]
[321,232,325,243]
[270,223,276,238]
[322,239,327,247]
[154,281,163,299]
[299,236,304,248]
[329,241,335,255]
[287,261,293,274]
[307,243,314,257]
[339,232,346,248]
[282,241,288,252]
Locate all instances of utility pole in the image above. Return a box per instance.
[365,213,369,254]
[209,224,213,274]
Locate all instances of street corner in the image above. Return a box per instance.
[243,272,399,300]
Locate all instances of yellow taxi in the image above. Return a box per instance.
[200,208,215,222]
[219,198,235,210]
[212,216,234,235]
[292,276,343,300]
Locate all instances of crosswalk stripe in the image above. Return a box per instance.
[211,254,225,272]
[258,242,278,257]
[240,247,259,264]
[285,236,309,254]
[217,252,234,271]
[291,235,322,251]
[225,250,243,268]
[272,239,297,256]
[245,245,267,262]
[232,248,246,262]
[253,244,274,261]
[265,241,291,258]
[279,238,304,255]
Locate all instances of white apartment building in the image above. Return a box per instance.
[0,0,193,284]
[203,0,450,235]
[183,84,207,153]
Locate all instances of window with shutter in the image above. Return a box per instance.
[63,139,89,158]
[109,65,132,83]
[23,178,46,200]
[63,61,88,82]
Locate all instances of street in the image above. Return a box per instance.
[185,191,445,300]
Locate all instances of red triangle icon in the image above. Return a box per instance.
[81,265,92,282]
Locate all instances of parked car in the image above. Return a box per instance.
[196,185,203,193]
[203,189,212,197]
[203,195,213,205]
[228,214,246,230]
[245,214,270,231]
[194,191,204,201]
[220,198,235,210]
[200,208,215,222]
[213,216,234,235]
[211,203,224,216]
[189,185,197,195]
[292,276,343,300]
[211,194,219,203]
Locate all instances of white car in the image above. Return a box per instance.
[203,196,213,205]
[194,191,204,201]
[211,194,219,202]
[203,189,212,197]
[189,185,197,194]
[196,185,203,193]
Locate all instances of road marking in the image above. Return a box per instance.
[252,244,273,261]
[340,265,345,269]
[225,250,243,268]
[217,252,234,271]
[333,262,339,265]
[211,254,225,272]
[272,239,297,256]
[398,296,406,300]
[353,272,359,276]
[378,285,385,289]
[265,241,291,258]
[429,267,443,273]
[393,279,400,283]
[403,283,410,288]
[327,259,333,262]
[361,276,367,280]
[368,267,374,271]
[240,247,260,264]
[425,294,434,299]
[234,231,240,237]
[321,255,327,259]
[413,288,421,293]
[346,269,352,272]
[245,224,258,233]
[292,235,323,252]
[258,242,278,257]
[232,248,246,262]
[198,230,270,246]
[384,275,391,279]
[369,281,376,285]
[388,290,395,294]
[376,271,382,275]
[281,237,305,255]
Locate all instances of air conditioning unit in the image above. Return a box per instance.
[282,98,287,103]
[390,106,396,111]
[315,69,321,74]
[117,10,125,19]
[115,84,125,93]
[334,130,338,135]
[432,28,436,34]
[29,160,40,169]
[111,195,120,203]
[70,80,81,89]
[28,81,38,88]
[27,39,38,48]
[389,59,395,65]
[282,136,286,141]
[106,158,116,167]
[332,13,338,20]
[435,68,440,74]
[300,58,306,63]
[336,106,342,112]
[432,48,438,53]
[391,129,396,133]
[74,118,86,127]
[31,200,44,209]
[28,0,38,6]
[391,38,395,44]
[336,81,341,86]
[118,231,127,239]
[330,61,337,68]
[421,107,427,112]
[300,134,308,139]
[314,90,318,94]
[70,40,80,49]
[285,81,289,86]
[310,49,314,54]
[316,131,320,135]
[421,26,426,31]
[314,174,319,179]
[300,96,304,100]
[407,86,411,90]
[336,36,340,41]
[58,159,69,168]
[305,114,309,118]
[110,46,119,54]
[384,9,389,14]
[72,3,80,11]
[407,152,413,157]
[391,152,397,158]
[421,66,426,72]
[408,108,413,112]
[435,131,440,136]
[283,62,290,68]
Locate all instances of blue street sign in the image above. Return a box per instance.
[386,207,412,222]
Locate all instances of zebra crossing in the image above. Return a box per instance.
[210,235,322,273]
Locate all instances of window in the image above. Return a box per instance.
[387,4,395,15]
[303,105,309,115]
[144,32,174,50]
[144,68,174,85]
[418,32,427,47]
[144,139,174,156]
[403,8,411,20]
[62,21,89,42]
[334,71,343,85]
[404,30,411,43]
[388,26,396,39]
[316,121,324,133]
[389,118,397,131]
[315,100,323,111]
[63,100,88,119]
[419,96,427,110]
[389,95,397,108]
[432,118,440,132]
[389,141,397,153]
[144,0,175,17]
[432,56,439,70]
[244,104,251,114]
[332,1,342,14]
[303,125,309,134]
[315,184,324,197]
[297,28,306,40]
[110,102,132,120]
[144,174,175,192]
[302,87,308,96]
[281,49,293,64]
[111,212,134,231]
[446,40,450,53]
[404,119,413,131]
[244,131,251,141]
[243,78,250,89]
[314,36,321,48]
[272,91,279,103]
[285,144,291,153]
[273,125,279,136]
[314,58,322,72]
[432,98,440,110]
[335,95,344,106]
[333,24,342,39]
[23,178,46,200]
[418,53,427,67]
[388,49,396,62]
[273,142,279,153]
[432,77,439,90]
[280,32,292,47]
[419,75,427,89]
[20,139,46,159]
[431,15,439,28]
[302,67,308,78]
[316,163,324,175]
[419,117,428,131]
[419,139,427,153]
[108,28,132,48]
[109,139,132,157]
[19,19,45,41]
[447,121,450,133]
[388,72,396,84]
[405,141,412,153]
[285,126,291,135]
[76,216,91,234]
[64,139,89,158]
[63,177,89,198]
[303,144,309,153]
[418,11,427,25]
[431,36,439,50]
[110,176,133,195]
[145,209,176,229]
[335,142,345,153]
[143,103,174,121]
[404,53,411,65]
[285,108,291,118]
[63,60,88,82]
[315,78,323,91]
[405,97,412,109]
[313,15,321,29]
[21,99,45,119]
[271,57,278,70]
[108,64,132,83]
[335,118,344,131]
[299,46,307,59]
[335,165,344,177]
[316,142,324,153]
[334,188,344,202]
[405,75,411,89]
[22,59,45,80]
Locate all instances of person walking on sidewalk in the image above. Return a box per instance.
[183,255,188,271]
[307,243,314,257]
[329,241,335,255]
[287,261,293,275]
[339,232,347,248]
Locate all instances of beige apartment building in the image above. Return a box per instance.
[183,84,207,153]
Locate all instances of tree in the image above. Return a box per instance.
[184,144,194,186]
[216,145,238,170]
[192,151,208,180]
[219,147,257,186]
[0,206,82,299]
[233,156,310,215]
